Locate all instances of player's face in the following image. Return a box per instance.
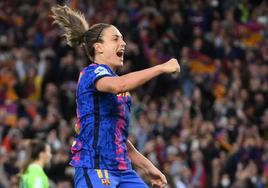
[99,26,126,70]
[44,144,52,165]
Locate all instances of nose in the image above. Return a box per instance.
[120,38,126,47]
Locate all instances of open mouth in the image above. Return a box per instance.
[116,51,124,58]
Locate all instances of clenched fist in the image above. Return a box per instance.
[161,58,180,74]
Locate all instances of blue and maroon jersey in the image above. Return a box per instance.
[70,63,132,170]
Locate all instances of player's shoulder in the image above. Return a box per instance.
[86,64,113,76]
[27,164,43,175]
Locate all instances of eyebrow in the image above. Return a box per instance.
[112,34,123,39]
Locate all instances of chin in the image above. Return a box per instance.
[116,60,124,67]
[119,61,124,66]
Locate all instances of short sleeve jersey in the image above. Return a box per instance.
[20,164,49,188]
[70,64,132,170]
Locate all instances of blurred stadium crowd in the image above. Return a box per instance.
[0,0,268,187]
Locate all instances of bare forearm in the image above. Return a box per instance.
[95,58,180,94]
[118,65,163,92]
[127,140,153,172]
[127,140,167,187]
[97,65,163,94]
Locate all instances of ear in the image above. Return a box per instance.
[93,43,104,54]
[38,151,44,160]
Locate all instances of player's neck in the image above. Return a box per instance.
[95,57,116,72]
[32,159,45,169]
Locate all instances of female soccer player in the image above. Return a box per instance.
[20,139,52,188]
[51,5,180,188]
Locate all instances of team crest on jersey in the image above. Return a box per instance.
[101,179,111,186]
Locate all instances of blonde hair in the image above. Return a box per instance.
[51,5,89,47]
[51,5,111,61]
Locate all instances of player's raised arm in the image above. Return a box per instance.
[95,58,180,94]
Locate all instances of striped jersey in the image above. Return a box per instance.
[70,63,132,170]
